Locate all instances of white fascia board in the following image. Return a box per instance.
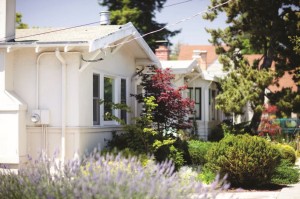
[131,28,161,68]
[0,42,88,51]
[89,23,134,52]
[89,22,161,68]
[201,71,216,81]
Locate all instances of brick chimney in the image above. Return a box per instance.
[192,50,207,70]
[155,45,170,61]
[0,0,16,42]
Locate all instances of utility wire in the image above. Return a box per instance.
[1,0,231,50]
[163,0,192,8]
[0,21,100,42]
[107,0,231,48]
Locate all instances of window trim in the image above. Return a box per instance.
[188,87,201,120]
[93,72,129,126]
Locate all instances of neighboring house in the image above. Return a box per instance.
[0,0,160,166]
[156,45,227,140]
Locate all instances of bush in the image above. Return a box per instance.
[208,124,224,142]
[271,159,300,184]
[0,153,228,199]
[198,167,217,184]
[274,143,296,164]
[205,134,280,187]
[188,140,215,166]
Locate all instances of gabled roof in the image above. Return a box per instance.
[160,59,198,74]
[178,45,218,67]
[14,25,122,43]
[0,23,160,68]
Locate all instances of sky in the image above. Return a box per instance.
[16,0,228,46]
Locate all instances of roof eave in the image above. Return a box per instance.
[89,22,161,68]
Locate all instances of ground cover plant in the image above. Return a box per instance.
[0,152,229,199]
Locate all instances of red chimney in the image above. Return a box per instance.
[155,45,169,61]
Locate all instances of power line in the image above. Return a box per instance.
[163,0,192,8]
[107,0,231,48]
[1,0,232,51]
[0,21,100,42]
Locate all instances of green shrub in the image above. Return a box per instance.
[205,134,280,187]
[271,159,300,184]
[208,124,224,142]
[275,143,296,164]
[188,140,214,165]
[198,167,217,184]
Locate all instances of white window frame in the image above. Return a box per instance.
[93,72,129,126]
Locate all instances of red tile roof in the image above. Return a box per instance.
[178,45,218,66]
[178,45,298,92]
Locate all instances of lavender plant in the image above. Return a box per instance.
[0,152,228,199]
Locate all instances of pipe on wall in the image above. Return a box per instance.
[36,50,81,161]
[55,49,67,161]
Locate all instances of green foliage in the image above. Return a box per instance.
[204,0,300,132]
[188,140,214,166]
[274,143,297,164]
[267,88,300,116]
[215,63,274,126]
[208,124,224,142]
[98,0,180,50]
[205,134,280,187]
[271,159,300,185]
[106,96,188,169]
[16,13,28,29]
[198,167,217,184]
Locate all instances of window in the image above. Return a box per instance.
[93,74,100,125]
[93,74,128,126]
[188,87,201,120]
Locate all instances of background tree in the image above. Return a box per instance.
[98,0,180,50]
[204,0,300,132]
[16,12,28,29]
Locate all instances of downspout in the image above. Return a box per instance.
[55,49,67,161]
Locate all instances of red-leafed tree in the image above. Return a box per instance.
[258,104,281,138]
[133,66,195,134]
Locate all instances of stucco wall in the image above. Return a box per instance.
[8,46,138,161]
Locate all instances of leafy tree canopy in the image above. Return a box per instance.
[98,0,180,50]
[204,0,300,132]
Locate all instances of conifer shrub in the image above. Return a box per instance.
[271,159,300,184]
[205,134,280,187]
[274,143,297,164]
[188,140,215,166]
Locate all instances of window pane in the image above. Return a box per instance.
[93,74,100,125]
[121,79,127,123]
[195,88,200,103]
[104,77,113,121]
[93,75,99,97]
[195,104,200,118]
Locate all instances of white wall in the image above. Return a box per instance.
[8,46,137,162]
[0,50,27,164]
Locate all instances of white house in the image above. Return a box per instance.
[0,0,160,166]
[156,45,228,140]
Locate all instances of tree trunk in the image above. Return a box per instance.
[249,91,265,134]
